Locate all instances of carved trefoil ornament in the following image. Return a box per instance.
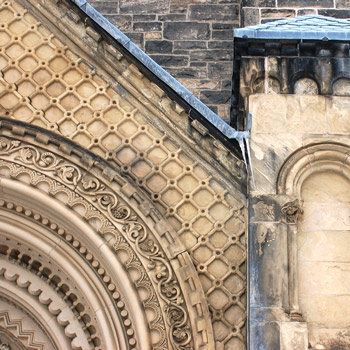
[281,199,303,224]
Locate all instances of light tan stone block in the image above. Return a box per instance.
[327,96,350,134]
[144,32,162,39]
[301,171,350,203]
[299,261,350,295]
[299,295,350,328]
[250,133,302,194]
[299,95,327,134]
[250,94,290,133]
[280,322,308,350]
[300,202,350,231]
[250,95,327,134]
[298,230,350,262]
[309,327,350,350]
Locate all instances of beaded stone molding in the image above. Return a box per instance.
[0,0,247,348]
[0,118,213,350]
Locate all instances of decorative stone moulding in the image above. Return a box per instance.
[0,118,214,350]
[276,142,350,345]
[280,199,303,225]
[277,142,350,196]
[0,1,248,349]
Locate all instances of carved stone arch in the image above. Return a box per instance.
[276,142,350,348]
[0,118,214,350]
[267,75,281,94]
[251,72,265,94]
[277,142,350,196]
[331,77,350,96]
[292,75,319,96]
[288,67,320,95]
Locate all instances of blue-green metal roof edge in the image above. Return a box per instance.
[235,15,350,41]
[69,0,247,140]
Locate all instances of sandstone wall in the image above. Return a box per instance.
[249,93,350,350]
[0,1,247,349]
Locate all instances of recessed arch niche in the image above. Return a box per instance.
[0,118,213,350]
[277,142,350,349]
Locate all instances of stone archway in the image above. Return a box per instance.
[0,118,213,350]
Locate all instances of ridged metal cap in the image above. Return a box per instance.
[234,15,350,41]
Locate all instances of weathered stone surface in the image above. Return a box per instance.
[249,196,281,222]
[222,80,232,89]
[298,230,350,262]
[89,0,240,120]
[212,30,233,40]
[120,0,170,13]
[261,8,296,18]
[301,171,350,202]
[167,67,207,79]
[144,32,162,39]
[158,14,186,21]
[299,295,350,327]
[249,222,288,307]
[249,133,302,194]
[242,0,276,6]
[208,62,233,79]
[280,322,308,350]
[133,21,162,32]
[164,22,210,40]
[295,164,350,344]
[213,23,235,30]
[169,3,187,14]
[189,5,238,21]
[174,41,207,50]
[319,8,350,17]
[301,202,350,231]
[327,96,350,133]
[299,261,350,295]
[150,55,189,66]
[294,78,319,95]
[178,79,220,90]
[336,0,350,8]
[124,33,144,48]
[145,40,173,53]
[278,0,333,7]
[190,49,233,61]
[173,49,189,55]
[250,95,327,134]
[190,62,207,67]
[201,90,231,104]
[250,321,281,350]
[89,2,117,14]
[133,14,157,21]
[104,15,132,31]
[309,328,350,349]
[297,8,317,15]
[333,78,350,96]
[242,8,260,26]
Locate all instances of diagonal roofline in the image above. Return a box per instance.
[69,0,248,142]
[235,15,350,41]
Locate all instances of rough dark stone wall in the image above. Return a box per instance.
[88,0,240,120]
[241,0,350,26]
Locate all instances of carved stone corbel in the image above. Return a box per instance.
[281,199,303,224]
[0,342,10,350]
